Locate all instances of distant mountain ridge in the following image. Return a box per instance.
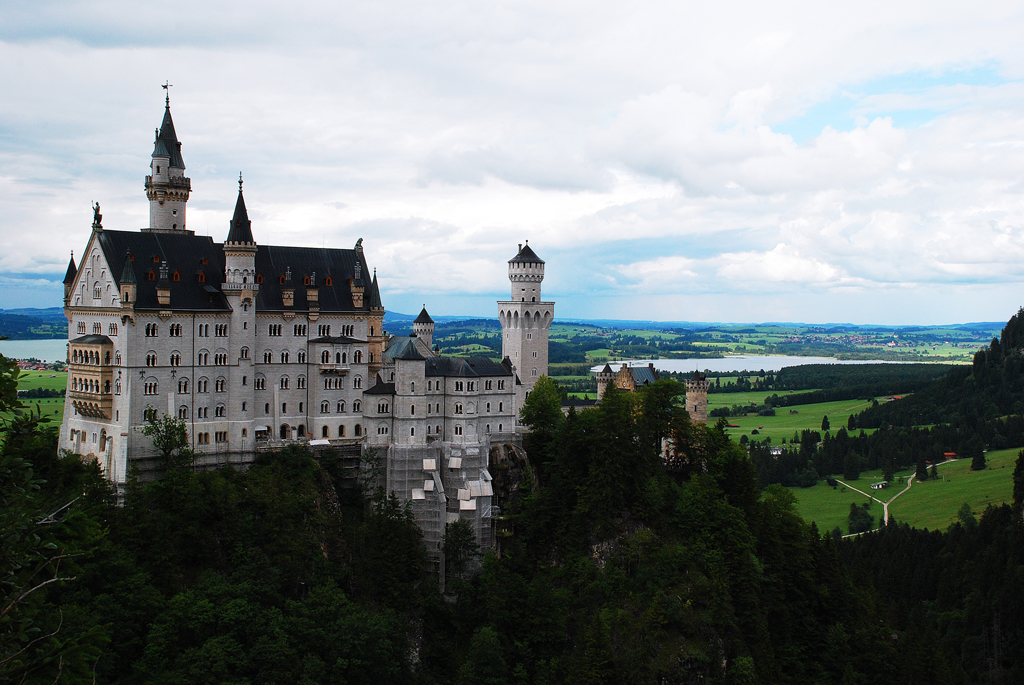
[0,308,67,340]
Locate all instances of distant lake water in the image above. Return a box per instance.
[0,339,67,363]
[591,355,909,375]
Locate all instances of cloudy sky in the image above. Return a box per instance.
[3,1,1024,324]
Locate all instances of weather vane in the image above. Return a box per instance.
[238,172,243,191]
[162,80,173,106]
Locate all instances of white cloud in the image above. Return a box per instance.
[3,1,1024,323]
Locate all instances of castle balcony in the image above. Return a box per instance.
[68,390,112,419]
[319,363,350,374]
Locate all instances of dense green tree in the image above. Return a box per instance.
[443,518,481,584]
[140,408,196,470]
[821,415,830,432]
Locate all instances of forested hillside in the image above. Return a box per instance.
[3,351,1023,683]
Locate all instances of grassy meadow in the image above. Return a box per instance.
[787,449,1019,534]
[2,369,66,421]
[716,395,878,444]
[888,448,1018,530]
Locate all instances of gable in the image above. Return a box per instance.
[69,234,121,308]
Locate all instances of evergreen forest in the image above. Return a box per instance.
[3,309,1024,683]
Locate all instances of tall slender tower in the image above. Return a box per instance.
[498,241,554,410]
[145,92,191,233]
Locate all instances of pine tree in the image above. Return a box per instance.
[916,458,928,481]
[968,436,986,471]
[822,415,830,432]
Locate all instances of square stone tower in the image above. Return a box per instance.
[498,242,553,408]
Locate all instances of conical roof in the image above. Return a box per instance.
[414,307,434,324]
[152,102,185,169]
[63,253,77,285]
[368,271,383,309]
[226,186,255,244]
[120,252,136,284]
[509,241,544,264]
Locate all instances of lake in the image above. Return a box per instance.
[591,355,910,375]
[0,339,68,363]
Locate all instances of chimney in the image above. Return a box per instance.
[307,271,319,313]
[156,260,171,306]
[282,267,294,308]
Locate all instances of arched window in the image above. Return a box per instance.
[322,425,329,438]
[354,424,362,436]
[354,350,362,364]
[353,400,361,412]
[321,401,330,413]
[337,401,345,412]
[281,351,289,364]
[297,375,306,389]
[321,350,330,363]
[338,425,345,437]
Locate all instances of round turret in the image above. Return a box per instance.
[508,241,545,301]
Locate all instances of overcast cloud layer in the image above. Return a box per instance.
[3,0,1024,324]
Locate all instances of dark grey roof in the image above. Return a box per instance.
[600,363,613,374]
[384,338,427,361]
[97,230,227,311]
[690,371,706,381]
[364,379,396,395]
[310,335,365,344]
[629,365,659,386]
[414,307,433,324]
[426,356,513,378]
[120,252,136,284]
[368,272,383,309]
[63,254,77,285]
[70,334,112,345]
[226,188,254,244]
[509,242,543,264]
[153,104,185,169]
[254,245,373,312]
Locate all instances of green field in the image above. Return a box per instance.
[788,449,1019,534]
[2,369,66,421]
[888,448,1018,530]
[788,480,885,535]
[719,397,878,444]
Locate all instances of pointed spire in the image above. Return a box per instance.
[63,252,77,285]
[368,270,382,309]
[414,306,434,324]
[152,95,185,169]
[226,177,255,244]
[120,251,136,284]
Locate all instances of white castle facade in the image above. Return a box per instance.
[59,98,552,566]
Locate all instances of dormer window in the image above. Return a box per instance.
[147,270,156,281]
[172,271,180,282]
[303,276,311,286]
[256,274,264,284]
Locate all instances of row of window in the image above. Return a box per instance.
[71,349,110,365]
[76,322,118,336]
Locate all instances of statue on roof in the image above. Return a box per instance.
[92,202,102,231]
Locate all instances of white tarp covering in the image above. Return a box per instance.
[424,479,434,492]
[411,488,425,500]
[448,457,462,469]
[469,481,483,497]
[457,488,471,501]
[459,499,477,510]
[308,439,330,446]
[422,459,436,471]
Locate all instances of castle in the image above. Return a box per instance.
[59,97,552,567]
[594,363,708,423]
